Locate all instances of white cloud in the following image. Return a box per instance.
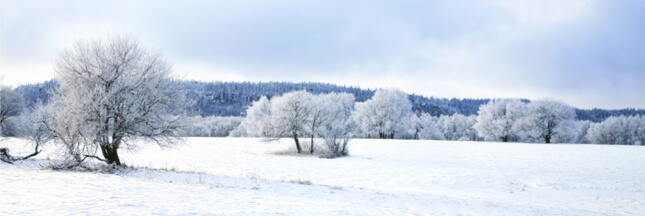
[493,0,598,24]
[174,61,247,83]
[1,62,53,87]
[2,0,644,109]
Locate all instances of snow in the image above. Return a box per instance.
[1,137,644,215]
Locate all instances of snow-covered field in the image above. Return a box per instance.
[1,137,644,215]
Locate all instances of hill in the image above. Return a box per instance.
[12,80,645,122]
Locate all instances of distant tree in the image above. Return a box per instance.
[574,120,592,144]
[208,117,244,137]
[184,116,244,137]
[270,90,312,153]
[586,115,645,145]
[234,96,273,137]
[416,113,443,140]
[438,114,480,141]
[473,99,527,142]
[410,112,427,140]
[44,35,189,166]
[517,99,577,143]
[587,116,627,145]
[353,88,414,139]
[1,102,55,164]
[627,115,645,145]
[1,86,26,136]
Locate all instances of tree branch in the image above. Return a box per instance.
[83,154,107,162]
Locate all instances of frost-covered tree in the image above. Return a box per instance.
[36,88,95,164]
[416,113,443,140]
[464,115,481,141]
[45,35,189,166]
[237,91,356,156]
[587,116,627,145]
[1,86,26,136]
[438,114,480,141]
[317,93,355,157]
[353,88,413,139]
[0,103,48,164]
[305,95,327,154]
[232,96,272,137]
[208,117,244,137]
[270,90,312,153]
[473,99,527,142]
[574,120,592,144]
[627,115,645,145]
[587,115,645,145]
[517,99,577,143]
[184,116,244,137]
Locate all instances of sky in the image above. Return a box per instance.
[1,0,644,109]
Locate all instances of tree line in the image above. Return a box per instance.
[228,89,645,148]
[6,79,645,126]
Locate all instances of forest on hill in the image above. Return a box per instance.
[11,79,645,122]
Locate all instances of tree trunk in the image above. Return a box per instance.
[293,133,302,154]
[501,136,508,142]
[310,135,314,154]
[100,145,121,166]
[1,147,41,164]
[545,135,551,144]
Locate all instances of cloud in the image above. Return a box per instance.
[2,0,644,109]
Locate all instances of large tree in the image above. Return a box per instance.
[439,114,479,141]
[317,92,355,157]
[518,99,577,143]
[586,115,645,145]
[270,90,312,153]
[48,35,188,166]
[353,88,413,139]
[416,113,443,140]
[473,99,527,142]
[235,96,273,137]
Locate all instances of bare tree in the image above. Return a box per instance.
[48,35,189,166]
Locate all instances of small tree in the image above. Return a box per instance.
[47,35,189,166]
[270,90,312,153]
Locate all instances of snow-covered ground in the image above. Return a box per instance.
[1,137,644,215]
